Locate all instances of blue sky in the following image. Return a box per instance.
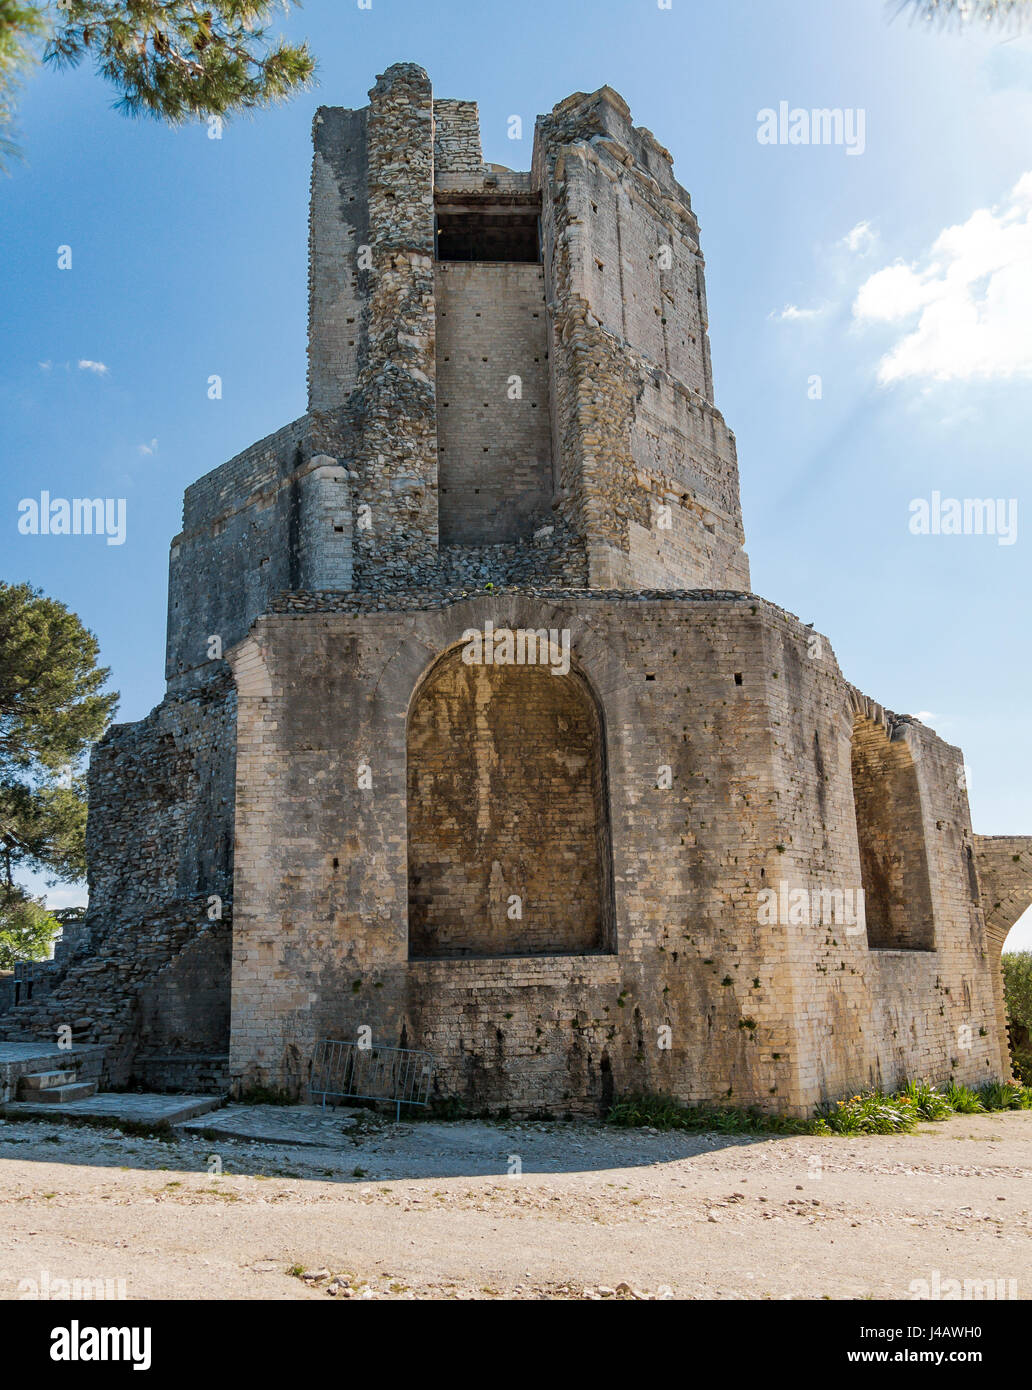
[2,0,1030,943]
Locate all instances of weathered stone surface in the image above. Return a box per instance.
[2,63,1022,1116]
[222,592,1006,1115]
[407,649,609,958]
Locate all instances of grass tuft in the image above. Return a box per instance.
[606,1077,1032,1138]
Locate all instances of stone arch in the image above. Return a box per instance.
[974,836,1032,1074]
[406,641,614,958]
[850,714,935,950]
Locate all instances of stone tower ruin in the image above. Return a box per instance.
[5,63,1030,1115]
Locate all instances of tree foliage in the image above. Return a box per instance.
[0,0,48,161]
[1003,950,1032,1081]
[0,890,60,969]
[0,1,313,164]
[45,1,314,122]
[894,0,1032,29]
[0,581,117,893]
[1003,950,1032,1031]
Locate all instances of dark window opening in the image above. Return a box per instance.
[435,205,541,263]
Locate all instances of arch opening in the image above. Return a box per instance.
[406,645,614,958]
[850,716,935,951]
[975,837,1032,1076]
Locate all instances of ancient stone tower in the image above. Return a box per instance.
[6,64,1030,1114]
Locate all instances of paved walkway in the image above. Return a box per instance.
[178,1103,361,1146]
[3,1093,222,1125]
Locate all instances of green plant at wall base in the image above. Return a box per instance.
[899,1078,953,1120]
[816,1091,918,1135]
[606,1091,810,1136]
[236,1085,295,1106]
[607,1079,1032,1138]
[944,1081,984,1113]
[978,1079,1032,1111]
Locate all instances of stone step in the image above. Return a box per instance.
[19,1070,78,1093]
[3,1092,224,1125]
[25,1081,98,1103]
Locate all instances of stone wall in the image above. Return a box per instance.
[433,99,484,174]
[131,919,232,1091]
[308,105,370,412]
[24,65,1017,1117]
[86,676,236,924]
[350,64,440,587]
[762,650,1003,1104]
[166,418,308,689]
[534,86,749,592]
[226,592,1003,1114]
[407,650,609,957]
[435,262,553,543]
[2,898,230,1086]
[1,677,237,1084]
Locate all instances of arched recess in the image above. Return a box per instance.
[850,714,935,950]
[406,643,614,958]
[975,836,1032,1074]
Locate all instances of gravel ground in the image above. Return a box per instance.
[1,1107,1030,1300]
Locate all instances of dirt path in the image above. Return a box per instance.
[1,1108,1030,1300]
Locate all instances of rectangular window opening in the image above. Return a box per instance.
[435,202,541,263]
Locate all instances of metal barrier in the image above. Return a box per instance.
[309,1039,435,1121]
[13,960,37,1005]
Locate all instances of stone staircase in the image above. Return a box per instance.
[17,1066,98,1104]
[1,1041,225,1128]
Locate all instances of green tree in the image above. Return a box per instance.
[0,1,48,163]
[895,0,1032,28]
[1003,950,1032,1081]
[0,893,59,970]
[0,582,117,962]
[1,1,314,165]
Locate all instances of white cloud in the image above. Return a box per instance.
[770,303,824,322]
[853,173,1032,384]
[38,360,52,371]
[842,220,875,254]
[138,438,158,456]
[77,359,109,375]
